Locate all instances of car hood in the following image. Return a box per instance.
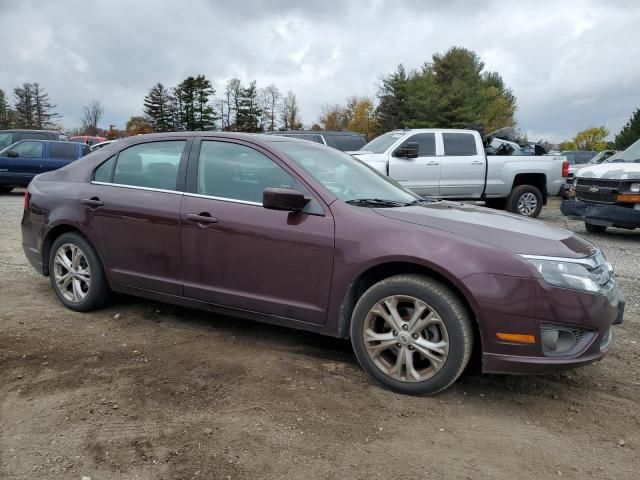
[374,201,595,258]
[575,162,640,180]
[347,151,387,162]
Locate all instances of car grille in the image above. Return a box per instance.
[575,178,623,204]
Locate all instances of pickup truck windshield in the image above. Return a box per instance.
[275,141,419,205]
[608,139,640,163]
[360,132,405,154]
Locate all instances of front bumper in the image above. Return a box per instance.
[462,273,624,375]
[561,199,640,229]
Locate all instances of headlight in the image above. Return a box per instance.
[630,183,640,193]
[521,254,614,294]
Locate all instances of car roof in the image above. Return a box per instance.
[0,129,64,133]
[13,139,80,145]
[265,130,364,136]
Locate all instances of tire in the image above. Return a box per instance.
[0,186,13,194]
[48,232,110,312]
[350,274,473,395]
[585,222,607,233]
[506,185,543,218]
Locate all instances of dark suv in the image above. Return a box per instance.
[265,130,366,151]
[0,129,71,150]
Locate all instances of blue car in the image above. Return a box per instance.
[0,140,91,193]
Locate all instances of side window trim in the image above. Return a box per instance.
[185,137,327,215]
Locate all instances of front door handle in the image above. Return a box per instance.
[185,213,219,225]
[427,161,439,165]
[471,160,484,165]
[81,197,104,208]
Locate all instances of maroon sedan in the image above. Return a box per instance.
[21,133,624,394]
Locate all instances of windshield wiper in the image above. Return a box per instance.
[346,198,409,207]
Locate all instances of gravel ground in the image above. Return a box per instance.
[1,192,639,480]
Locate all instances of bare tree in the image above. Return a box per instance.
[260,84,280,132]
[280,91,302,130]
[81,100,104,135]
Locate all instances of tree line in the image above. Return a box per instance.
[140,75,303,134]
[0,83,60,130]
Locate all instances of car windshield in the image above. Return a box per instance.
[274,141,420,205]
[608,139,640,163]
[360,131,406,154]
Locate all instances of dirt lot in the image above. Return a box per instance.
[1,193,638,480]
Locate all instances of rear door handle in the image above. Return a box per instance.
[427,161,439,165]
[81,198,104,208]
[185,213,219,225]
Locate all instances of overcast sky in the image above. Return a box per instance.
[1,0,639,142]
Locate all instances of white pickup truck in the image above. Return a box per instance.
[349,128,568,217]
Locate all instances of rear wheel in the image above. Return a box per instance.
[49,232,110,311]
[585,222,607,233]
[350,274,473,395]
[507,185,543,218]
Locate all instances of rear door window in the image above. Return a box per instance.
[111,141,186,191]
[49,142,78,161]
[403,133,436,156]
[12,141,44,158]
[442,133,477,156]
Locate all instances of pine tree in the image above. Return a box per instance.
[143,83,174,132]
[13,82,59,129]
[614,108,640,149]
[236,81,262,132]
[193,75,216,130]
[375,64,409,132]
[0,88,11,129]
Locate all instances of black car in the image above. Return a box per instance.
[265,130,366,151]
[0,129,71,150]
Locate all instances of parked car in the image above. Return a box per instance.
[561,139,640,232]
[561,150,598,177]
[0,140,90,193]
[21,132,623,395]
[0,129,70,150]
[90,140,116,152]
[70,135,106,146]
[349,129,568,217]
[265,130,366,151]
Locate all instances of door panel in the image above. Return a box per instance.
[0,141,44,184]
[83,184,184,295]
[388,133,439,196]
[181,196,334,323]
[439,132,485,197]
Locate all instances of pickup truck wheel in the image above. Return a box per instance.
[585,222,607,233]
[507,185,543,218]
[49,232,110,312]
[350,274,473,395]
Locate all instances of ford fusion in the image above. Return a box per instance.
[21,133,625,395]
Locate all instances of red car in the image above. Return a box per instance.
[70,135,106,146]
[21,133,624,394]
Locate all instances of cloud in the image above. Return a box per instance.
[1,0,638,142]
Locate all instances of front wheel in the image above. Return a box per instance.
[49,232,110,311]
[507,185,543,218]
[350,274,473,395]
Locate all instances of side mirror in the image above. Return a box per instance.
[263,187,310,213]
[6,150,19,158]
[394,142,419,159]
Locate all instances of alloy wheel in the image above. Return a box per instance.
[53,243,91,303]
[517,192,538,216]
[362,295,449,382]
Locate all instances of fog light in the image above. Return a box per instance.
[540,324,595,356]
[600,328,613,350]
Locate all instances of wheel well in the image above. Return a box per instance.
[41,225,83,276]
[512,173,547,203]
[338,262,480,337]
